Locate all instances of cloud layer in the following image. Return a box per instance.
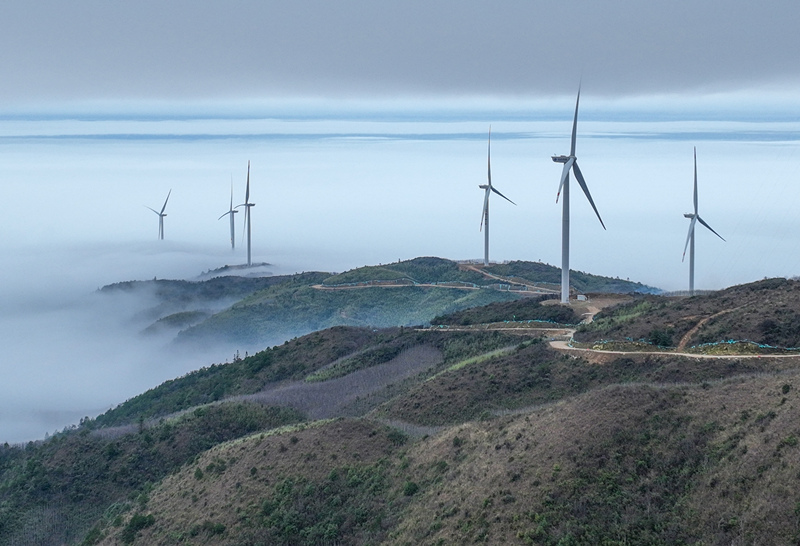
[2,0,799,103]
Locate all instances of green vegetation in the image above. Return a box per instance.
[105,257,657,349]
[432,295,579,326]
[9,274,800,544]
[576,279,800,352]
[486,260,657,294]
[142,310,211,334]
[98,327,525,428]
[254,463,392,545]
[94,327,386,427]
[0,402,303,545]
[323,257,488,286]
[179,280,521,346]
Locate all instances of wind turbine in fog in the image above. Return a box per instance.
[479,127,515,266]
[218,177,238,249]
[145,189,171,240]
[552,86,605,303]
[682,147,725,295]
[236,161,255,266]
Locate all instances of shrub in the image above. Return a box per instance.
[120,513,155,544]
[403,481,420,496]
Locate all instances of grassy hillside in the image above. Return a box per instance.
[101,257,658,349]
[11,276,800,545]
[485,260,658,294]
[177,282,521,347]
[93,327,525,429]
[431,295,579,326]
[323,257,489,285]
[0,402,304,545]
[88,370,800,546]
[575,277,800,351]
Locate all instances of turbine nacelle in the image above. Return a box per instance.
[551,154,571,164]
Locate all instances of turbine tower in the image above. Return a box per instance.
[236,161,255,266]
[218,177,238,249]
[682,147,725,295]
[146,189,171,240]
[479,127,515,266]
[552,86,605,303]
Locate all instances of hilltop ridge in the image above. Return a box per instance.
[100,256,656,350]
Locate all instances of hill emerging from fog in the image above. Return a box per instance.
[3,277,800,544]
[99,257,656,350]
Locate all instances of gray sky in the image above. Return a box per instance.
[2,0,799,105]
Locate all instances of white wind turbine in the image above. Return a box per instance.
[145,189,171,240]
[552,86,605,303]
[479,127,515,266]
[682,147,725,295]
[218,177,238,249]
[236,161,255,266]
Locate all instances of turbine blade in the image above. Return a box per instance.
[218,211,231,220]
[230,176,234,210]
[693,147,698,214]
[570,86,581,157]
[572,161,605,229]
[696,215,725,241]
[491,186,516,205]
[556,157,574,202]
[160,189,171,214]
[487,126,492,186]
[145,206,159,215]
[245,161,250,203]
[682,217,697,261]
[480,190,489,230]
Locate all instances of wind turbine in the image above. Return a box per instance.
[682,147,725,295]
[145,189,171,240]
[552,86,605,303]
[236,161,255,266]
[218,176,238,249]
[479,127,515,266]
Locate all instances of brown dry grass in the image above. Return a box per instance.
[389,371,800,545]
[100,419,401,546]
[96,363,800,545]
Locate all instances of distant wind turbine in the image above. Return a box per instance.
[682,147,725,295]
[552,86,605,303]
[236,161,255,266]
[218,176,238,249]
[145,189,171,240]
[479,127,515,266]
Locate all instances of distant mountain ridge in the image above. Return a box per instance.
[100,256,657,350]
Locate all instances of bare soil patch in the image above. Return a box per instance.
[241,345,443,419]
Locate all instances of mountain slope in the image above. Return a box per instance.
[575,277,800,351]
[100,257,657,350]
[13,274,800,545]
[91,370,800,546]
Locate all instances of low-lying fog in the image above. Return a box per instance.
[2,109,800,442]
[0,243,283,444]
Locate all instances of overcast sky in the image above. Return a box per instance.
[1,0,799,106]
